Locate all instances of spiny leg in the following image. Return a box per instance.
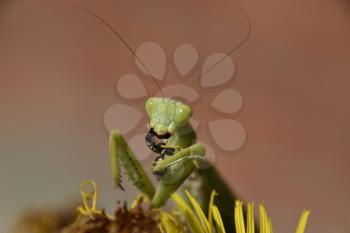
[151,143,206,208]
[109,129,155,199]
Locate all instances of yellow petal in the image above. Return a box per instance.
[212,205,226,233]
[185,190,211,233]
[246,203,255,233]
[208,190,218,230]
[259,204,273,233]
[295,210,311,233]
[130,194,148,209]
[159,211,184,233]
[259,204,266,233]
[171,193,204,233]
[235,200,246,233]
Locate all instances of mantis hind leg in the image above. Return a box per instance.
[151,143,206,208]
[109,129,155,199]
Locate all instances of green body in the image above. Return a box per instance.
[109,97,239,232]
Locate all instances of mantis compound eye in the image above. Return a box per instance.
[175,104,192,125]
[145,97,158,117]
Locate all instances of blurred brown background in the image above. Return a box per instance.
[0,0,349,232]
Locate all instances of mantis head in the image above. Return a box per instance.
[145,97,192,153]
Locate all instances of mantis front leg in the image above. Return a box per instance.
[151,143,206,207]
[110,129,206,208]
[109,129,155,199]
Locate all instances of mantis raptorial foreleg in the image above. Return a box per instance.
[110,130,206,208]
[152,143,205,174]
[109,129,155,199]
[151,143,206,207]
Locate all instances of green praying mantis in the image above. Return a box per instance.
[109,97,240,232]
[109,97,205,207]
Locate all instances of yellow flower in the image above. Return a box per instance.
[171,190,311,233]
[74,180,310,233]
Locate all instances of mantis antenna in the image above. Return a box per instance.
[76,4,252,94]
[76,6,164,97]
[199,3,253,78]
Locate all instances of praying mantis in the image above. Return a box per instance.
[77,6,251,232]
[109,97,239,232]
[110,97,205,207]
